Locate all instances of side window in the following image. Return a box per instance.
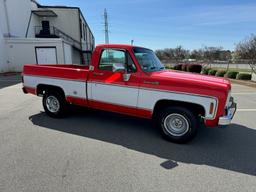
[99,49,125,71]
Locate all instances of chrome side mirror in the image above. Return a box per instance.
[123,73,131,82]
[112,63,125,73]
[112,63,131,82]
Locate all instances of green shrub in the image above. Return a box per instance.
[187,64,202,73]
[215,70,227,77]
[208,69,218,76]
[181,64,188,71]
[202,68,210,75]
[173,64,182,71]
[165,65,174,70]
[225,71,239,79]
[236,73,252,80]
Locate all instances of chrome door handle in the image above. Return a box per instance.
[93,72,104,76]
[143,81,160,85]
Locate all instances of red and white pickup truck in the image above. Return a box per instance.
[22,44,236,143]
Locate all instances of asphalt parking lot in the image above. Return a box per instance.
[0,76,256,192]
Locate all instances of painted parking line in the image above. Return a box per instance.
[232,92,256,95]
[237,109,256,112]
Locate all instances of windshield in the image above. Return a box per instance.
[133,48,165,72]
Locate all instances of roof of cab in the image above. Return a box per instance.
[96,44,146,49]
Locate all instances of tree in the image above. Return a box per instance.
[202,46,224,62]
[173,46,190,61]
[155,46,189,62]
[156,46,231,65]
[163,48,175,60]
[190,49,204,60]
[235,34,256,73]
[219,50,232,61]
[155,50,166,61]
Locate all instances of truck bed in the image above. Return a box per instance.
[23,64,90,105]
[23,64,89,82]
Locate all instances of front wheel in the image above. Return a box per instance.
[157,106,199,143]
[43,91,68,118]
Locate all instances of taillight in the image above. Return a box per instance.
[225,91,231,107]
[209,102,214,115]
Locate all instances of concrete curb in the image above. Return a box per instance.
[230,79,256,89]
[0,72,21,77]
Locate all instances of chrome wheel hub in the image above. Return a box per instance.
[164,113,189,136]
[46,96,60,113]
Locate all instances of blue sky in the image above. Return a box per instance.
[39,0,256,50]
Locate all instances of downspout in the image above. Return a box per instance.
[78,9,84,64]
[25,12,33,37]
[3,0,11,37]
[62,41,66,64]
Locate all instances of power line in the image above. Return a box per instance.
[104,8,109,44]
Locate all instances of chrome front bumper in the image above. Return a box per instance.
[218,97,237,126]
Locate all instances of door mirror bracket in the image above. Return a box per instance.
[112,63,131,82]
[123,73,131,82]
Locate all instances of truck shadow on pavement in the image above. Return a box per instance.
[29,108,256,176]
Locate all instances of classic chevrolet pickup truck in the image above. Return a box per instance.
[22,44,237,143]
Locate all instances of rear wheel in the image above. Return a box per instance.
[43,91,68,118]
[157,106,199,143]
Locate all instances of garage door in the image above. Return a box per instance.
[36,47,57,64]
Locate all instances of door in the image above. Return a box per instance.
[41,20,50,35]
[89,48,139,112]
[36,47,57,64]
[63,43,72,64]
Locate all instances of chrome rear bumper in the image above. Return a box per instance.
[218,97,237,126]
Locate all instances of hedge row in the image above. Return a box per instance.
[173,64,202,73]
[225,71,239,79]
[236,73,252,80]
[216,70,226,77]
[208,69,218,76]
[170,65,252,81]
[202,68,210,75]
[202,68,252,80]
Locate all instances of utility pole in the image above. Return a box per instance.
[104,9,109,44]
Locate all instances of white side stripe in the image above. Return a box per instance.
[138,89,217,119]
[24,75,86,99]
[87,82,218,120]
[88,82,138,107]
[24,75,218,120]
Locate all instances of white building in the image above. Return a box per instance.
[0,0,95,72]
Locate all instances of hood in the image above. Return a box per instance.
[150,70,231,91]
